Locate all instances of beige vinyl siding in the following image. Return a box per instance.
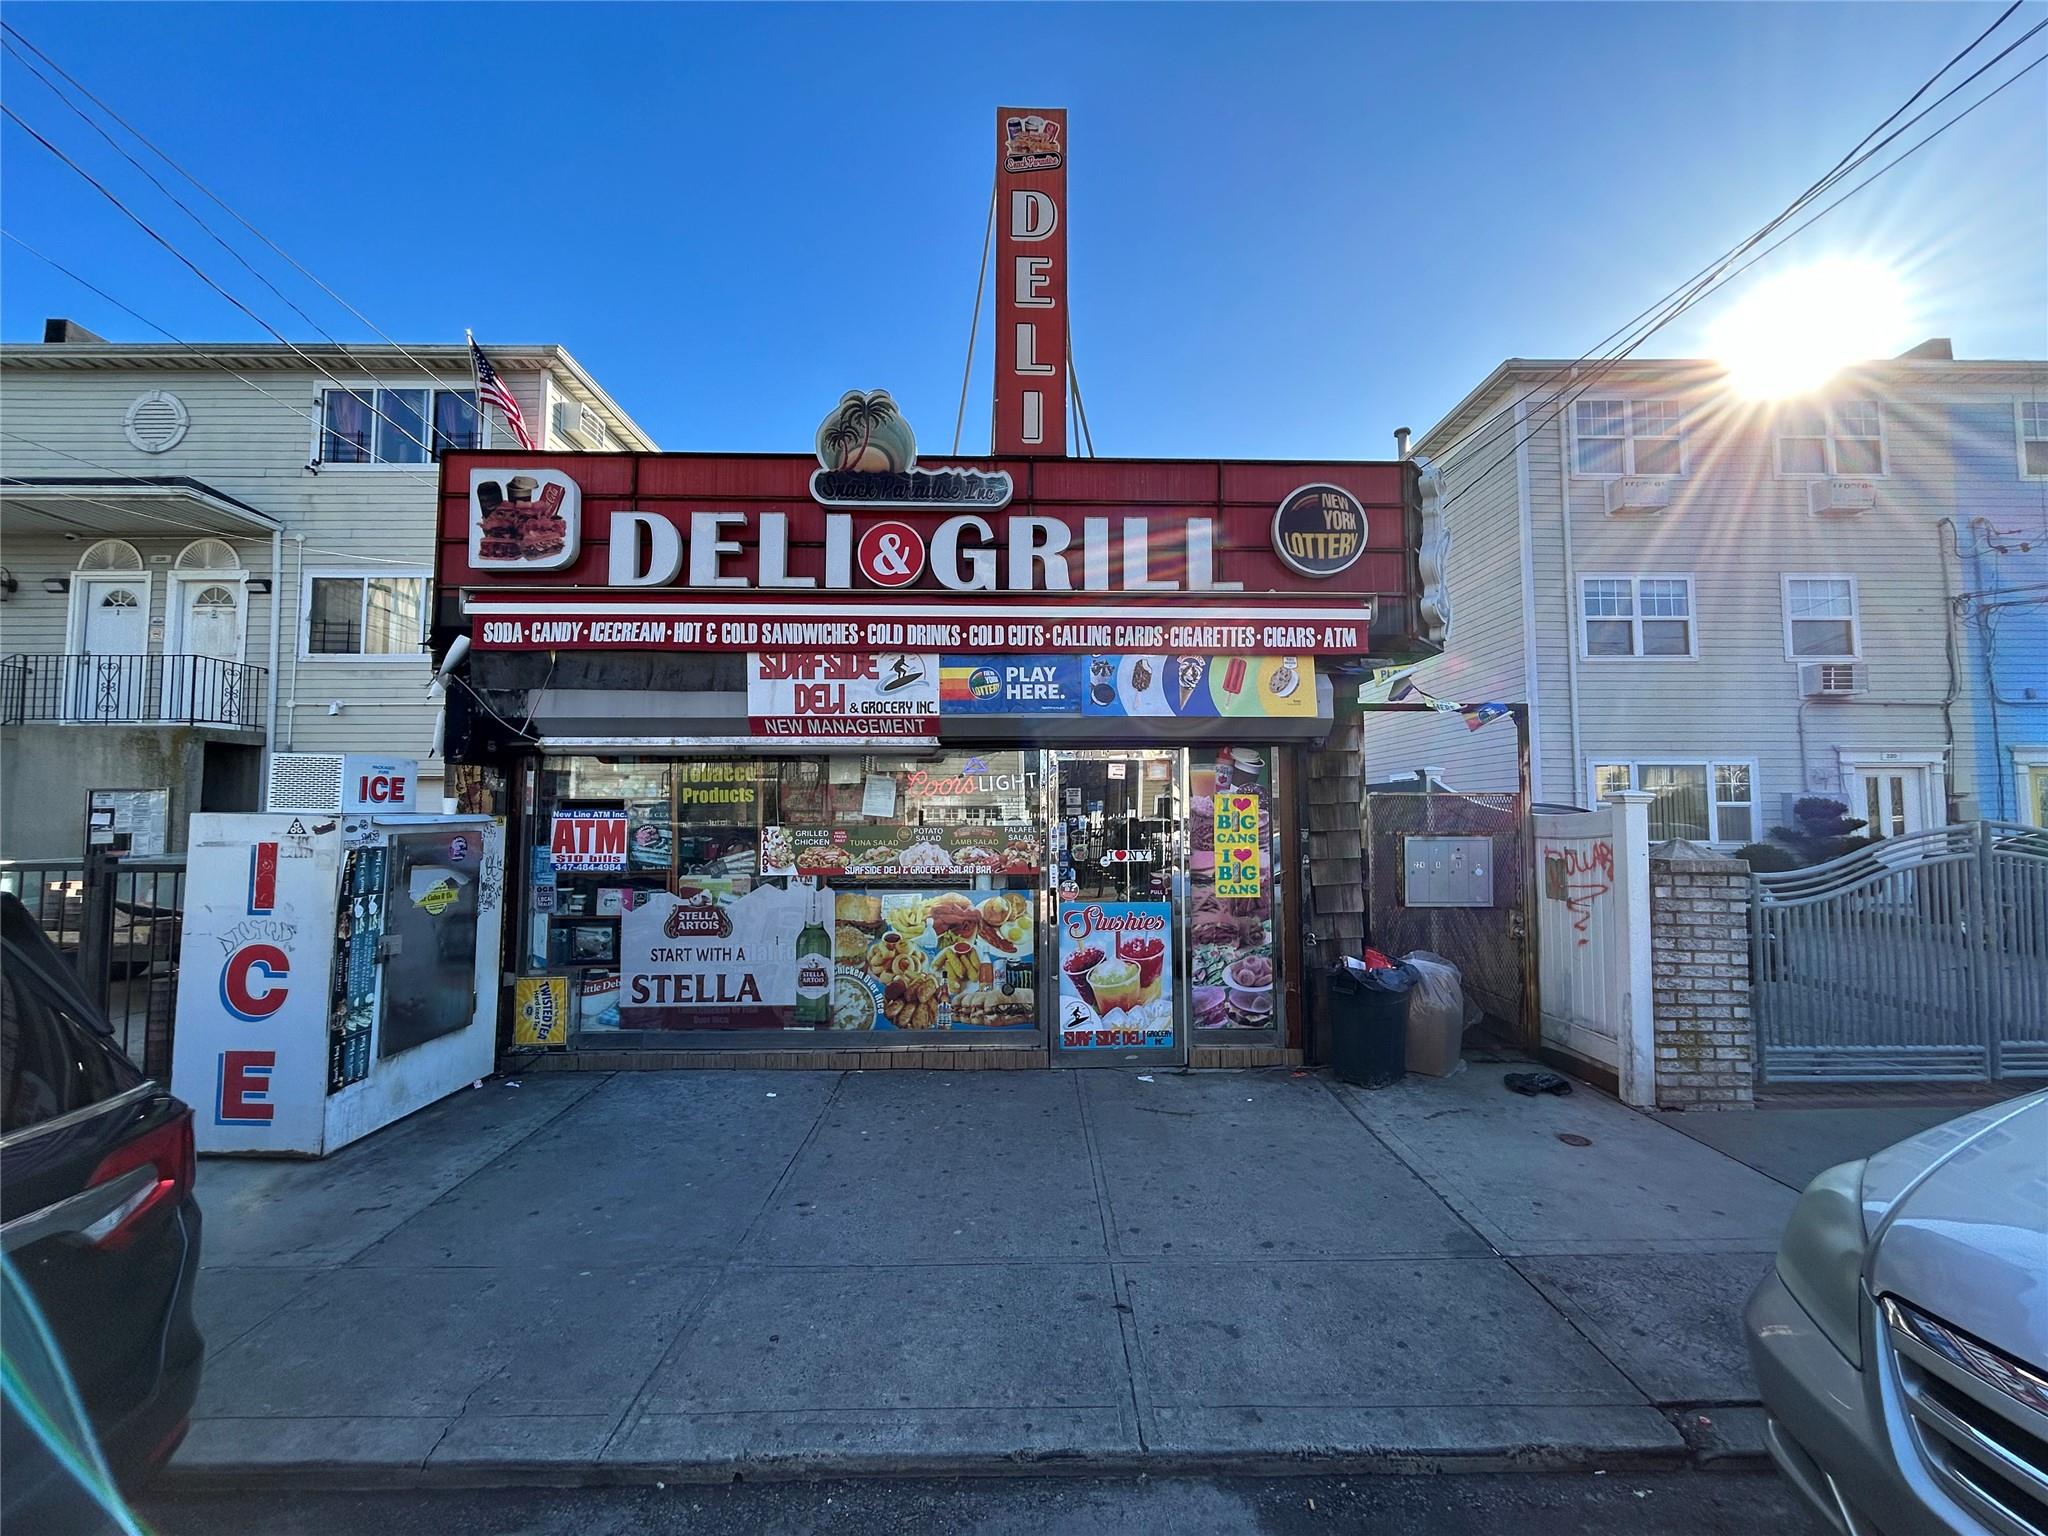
[0,532,278,660]
[1523,404,1575,799]
[1360,400,1529,792]
[0,361,527,787]
[1562,387,1966,830]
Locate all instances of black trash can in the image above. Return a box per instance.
[1326,964,1413,1088]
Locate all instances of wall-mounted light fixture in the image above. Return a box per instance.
[248,577,273,594]
[0,567,17,599]
[42,576,69,595]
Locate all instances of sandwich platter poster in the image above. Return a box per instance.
[828,890,1036,1031]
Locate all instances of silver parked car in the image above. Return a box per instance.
[1747,1091,2048,1536]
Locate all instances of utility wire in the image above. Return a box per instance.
[951,174,997,456]
[4,38,348,352]
[1434,42,2046,516]
[1,228,442,490]
[2,33,495,460]
[1,19,467,398]
[1429,2,2039,484]
[0,101,453,466]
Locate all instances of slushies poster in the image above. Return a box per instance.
[1055,901,1174,1050]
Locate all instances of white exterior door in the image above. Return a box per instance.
[166,577,246,721]
[1849,765,1930,841]
[71,577,150,720]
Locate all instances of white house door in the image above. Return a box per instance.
[166,579,245,722]
[1849,766,1931,841]
[71,577,150,720]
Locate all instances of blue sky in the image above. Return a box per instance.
[2,3,2042,458]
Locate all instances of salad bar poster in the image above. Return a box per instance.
[762,822,1042,879]
[1055,901,1174,1051]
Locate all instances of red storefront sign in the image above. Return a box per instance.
[993,107,1068,456]
[443,447,1410,657]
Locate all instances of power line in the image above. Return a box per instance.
[0,100,452,465]
[3,37,349,351]
[0,228,442,490]
[0,19,466,399]
[1430,2,2040,485]
[1434,42,2046,517]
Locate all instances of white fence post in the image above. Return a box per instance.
[1607,790,1656,1107]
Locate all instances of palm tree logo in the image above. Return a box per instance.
[816,390,917,473]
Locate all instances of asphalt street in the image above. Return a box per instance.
[141,1471,1828,1535]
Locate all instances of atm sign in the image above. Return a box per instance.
[551,810,628,872]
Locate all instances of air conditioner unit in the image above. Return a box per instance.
[1798,661,1868,699]
[1603,477,1671,515]
[266,751,345,812]
[552,400,608,451]
[1809,478,1876,517]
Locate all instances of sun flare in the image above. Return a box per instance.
[1710,258,1914,399]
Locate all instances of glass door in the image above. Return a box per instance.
[1048,749,1186,1066]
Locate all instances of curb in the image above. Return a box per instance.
[154,1438,1778,1495]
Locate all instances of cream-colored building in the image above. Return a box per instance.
[1364,342,2048,844]
[0,322,654,857]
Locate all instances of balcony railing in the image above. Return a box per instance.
[1,653,266,729]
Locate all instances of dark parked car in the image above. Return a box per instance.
[1,892,203,1527]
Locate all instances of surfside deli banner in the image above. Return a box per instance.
[444,403,1413,658]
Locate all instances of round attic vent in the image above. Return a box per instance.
[124,389,190,453]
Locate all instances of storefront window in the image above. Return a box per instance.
[1189,746,1282,1037]
[526,752,1043,1041]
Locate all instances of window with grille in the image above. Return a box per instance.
[1776,401,1886,476]
[2020,402,2048,478]
[1572,399,1686,477]
[1586,759,1757,844]
[1581,574,1695,658]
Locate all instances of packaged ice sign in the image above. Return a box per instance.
[342,755,418,813]
[171,815,342,1153]
[551,809,629,872]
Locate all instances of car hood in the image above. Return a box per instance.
[1864,1092,2048,1367]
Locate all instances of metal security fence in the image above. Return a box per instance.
[0,856,187,1078]
[1752,822,2048,1082]
[1365,787,1530,1034]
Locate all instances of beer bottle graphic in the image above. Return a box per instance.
[794,883,831,1027]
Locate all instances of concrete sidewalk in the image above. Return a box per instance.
[172,1063,1933,1487]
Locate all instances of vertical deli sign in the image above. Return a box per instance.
[994,107,1068,457]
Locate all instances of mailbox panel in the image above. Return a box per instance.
[1403,835,1495,908]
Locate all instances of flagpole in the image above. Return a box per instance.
[464,327,488,449]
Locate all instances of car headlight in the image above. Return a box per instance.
[1776,1159,1869,1368]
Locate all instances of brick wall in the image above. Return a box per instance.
[1650,841,1754,1109]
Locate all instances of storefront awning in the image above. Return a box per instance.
[0,477,280,538]
[516,675,1337,752]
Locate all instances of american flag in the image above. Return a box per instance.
[468,334,535,450]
